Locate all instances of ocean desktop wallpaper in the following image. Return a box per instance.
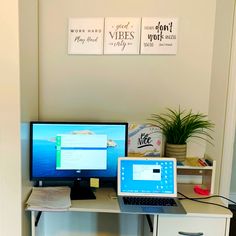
[31,123,127,180]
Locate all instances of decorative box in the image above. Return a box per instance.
[128,123,164,157]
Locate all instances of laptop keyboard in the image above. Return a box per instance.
[123,197,177,206]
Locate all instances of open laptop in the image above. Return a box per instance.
[117,157,186,214]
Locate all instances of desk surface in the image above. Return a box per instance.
[69,188,232,218]
[26,187,232,218]
[70,188,120,213]
[177,184,233,217]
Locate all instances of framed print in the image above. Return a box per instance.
[68,18,104,55]
[104,17,141,54]
[141,18,178,54]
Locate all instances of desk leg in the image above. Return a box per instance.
[143,215,158,236]
[31,211,36,236]
[152,215,158,236]
[225,218,231,236]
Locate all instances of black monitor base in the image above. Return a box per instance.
[70,181,96,200]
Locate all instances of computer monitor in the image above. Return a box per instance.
[30,121,128,199]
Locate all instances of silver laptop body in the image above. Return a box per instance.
[117,157,186,214]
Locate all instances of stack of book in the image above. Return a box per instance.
[177,157,213,167]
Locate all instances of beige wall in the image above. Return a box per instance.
[19,0,39,235]
[38,0,216,158]
[0,0,22,235]
[206,0,235,193]
[37,1,224,234]
[231,139,236,192]
[0,0,234,235]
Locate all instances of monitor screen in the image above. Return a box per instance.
[30,122,128,182]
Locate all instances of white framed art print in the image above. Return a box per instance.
[68,18,104,55]
[104,17,141,54]
[140,18,178,55]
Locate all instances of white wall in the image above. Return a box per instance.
[42,212,142,236]
[0,1,22,235]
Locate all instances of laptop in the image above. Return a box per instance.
[117,157,186,214]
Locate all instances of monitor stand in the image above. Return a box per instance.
[70,180,96,200]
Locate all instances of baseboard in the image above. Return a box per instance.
[229,192,236,204]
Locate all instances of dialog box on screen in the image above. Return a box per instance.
[56,134,107,170]
[133,164,161,181]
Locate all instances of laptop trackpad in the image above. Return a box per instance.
[142,207,164,213]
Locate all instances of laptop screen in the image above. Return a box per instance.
[118,157,177,197]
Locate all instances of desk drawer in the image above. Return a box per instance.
[157,216,226,236]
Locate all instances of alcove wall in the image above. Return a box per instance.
[0,0,233,235]
[37,0,220,235]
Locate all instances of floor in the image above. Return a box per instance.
[229,205,236,236]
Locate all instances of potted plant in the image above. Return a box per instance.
[148,107,214,160]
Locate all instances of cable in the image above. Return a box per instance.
[178,192,236,204]
[177,192,232,209]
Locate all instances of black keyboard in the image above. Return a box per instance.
[123,197,177,206]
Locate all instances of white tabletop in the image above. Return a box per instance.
[26,187,232,218]
[70,188,120,213]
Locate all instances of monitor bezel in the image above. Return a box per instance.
[30,121,128,182]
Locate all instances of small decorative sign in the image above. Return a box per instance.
[104,18,141,54]
[128,124,163,157]
[140,18,178,54]
[68,18,104,55]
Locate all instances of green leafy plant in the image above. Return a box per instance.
[148,108,214,145]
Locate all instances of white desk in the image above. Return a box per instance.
[28,188,232,236]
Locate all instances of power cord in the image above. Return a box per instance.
[177,192,236,209]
